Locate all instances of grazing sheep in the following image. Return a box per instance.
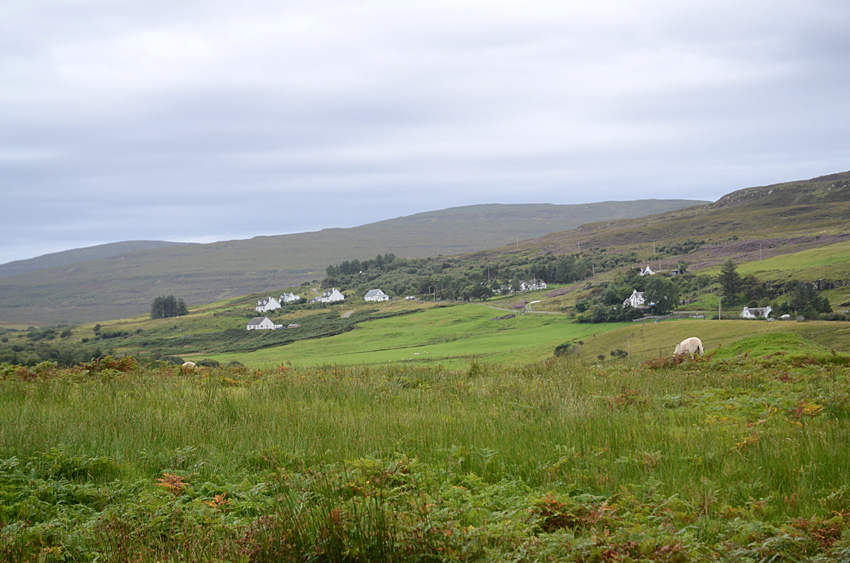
[673,337,704,357]
[182,361,197,369]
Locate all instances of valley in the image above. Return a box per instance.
[2,171,850,561]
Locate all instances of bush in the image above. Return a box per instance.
[554,342,580,357]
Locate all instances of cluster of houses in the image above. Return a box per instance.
[492,278,548,296]
[248,287,390,330]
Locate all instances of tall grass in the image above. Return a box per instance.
[2,354,850,560]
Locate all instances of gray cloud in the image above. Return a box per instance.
[1,0,849,264]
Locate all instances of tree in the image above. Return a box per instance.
[717,259,742,303]
[787,281,832,318]
[645,276,680,315]
[601,283,631,306]
[151,295,189,319]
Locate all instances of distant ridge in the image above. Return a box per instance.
[0,200,703,325]
[0,241,194,279]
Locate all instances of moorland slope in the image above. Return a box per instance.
[513,171,850,269]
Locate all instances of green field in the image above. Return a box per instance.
[197,303,625,369]
[581,319,850,362]
[699,240,850,284]
[3,353,850,561]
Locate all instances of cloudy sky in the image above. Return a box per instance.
[1,0,848,264]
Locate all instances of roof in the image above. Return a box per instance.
[248,316,270,325]
[364,289,385,297]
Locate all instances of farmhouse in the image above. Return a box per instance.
[623,289,646,308]
[520,279,548,292]
[247,317,275,330]
[280,292,301,304]
[741,306,772,319]
[256,297,281,313]
[311,288,345,303]
[639,265,655,276]
[364,289,389,302]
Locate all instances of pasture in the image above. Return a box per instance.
[582,319,850,362]
[194,300,850,370]
[197,303,624,369]
[2,352,850,561]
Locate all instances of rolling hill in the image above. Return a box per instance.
[0,200,703,325]
[506,171,850,270]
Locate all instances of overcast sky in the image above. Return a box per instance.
[1,0,848,264]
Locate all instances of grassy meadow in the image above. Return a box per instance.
[581,319,850,362]
[198,302,623,369]
[3,351,850,561]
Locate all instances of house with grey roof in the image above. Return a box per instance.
[247,317,276,330]
[256,297,281,313]
[364,289,389,302]
[623,289,646,308]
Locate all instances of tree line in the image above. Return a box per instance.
[323,249,638,301]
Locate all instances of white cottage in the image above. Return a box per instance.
[247,317,276,330]
[313,288,345,303]
[520,279,548,292]
[256,297,281,313]
[741,306,772,319]
[639,265,655,276]
[623,289,646,308]
[281,292,301,304]
[364,289,389,302]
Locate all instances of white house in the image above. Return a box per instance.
[741,306,772,319]
[639,265,655,276]
[364,289,389,302]
[520,279,548,292]
[256,297,281,313]
[312,288,345,303]
[247,317,276,330]
[280,292,301,304]
[623,289,646,308]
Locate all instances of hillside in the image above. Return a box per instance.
[506,171,850,269]
[0,241,194,279]
[0,200,702,325]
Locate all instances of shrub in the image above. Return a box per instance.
[554,342,580,357]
